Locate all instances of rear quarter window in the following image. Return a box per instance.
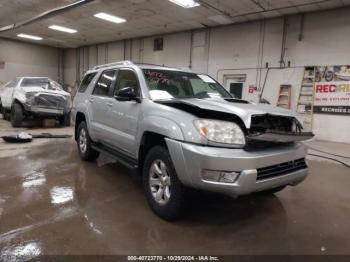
[78,73,97,93]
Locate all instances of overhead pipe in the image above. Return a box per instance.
[0,0,95,33]
[279,16,288,69]
[250,0,267,11]
[299,14,305,41]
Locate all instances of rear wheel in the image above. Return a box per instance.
[77,121,99,161]
[1,106,5,120]
[11,103,24,127]
[142,146,188,221]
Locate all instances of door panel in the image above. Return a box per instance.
[106,69,141,155]
[89,70,117,144]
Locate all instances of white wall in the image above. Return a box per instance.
[0,38,60,85]
[61,7,350,143]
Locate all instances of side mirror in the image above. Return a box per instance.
[114,87,141,102]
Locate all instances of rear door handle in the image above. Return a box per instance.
[89,98,94,103]
[107,102,113,107]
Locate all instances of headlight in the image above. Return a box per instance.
[194,119,246,146]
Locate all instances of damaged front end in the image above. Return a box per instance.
[247,114,314,145]
[24,92,70,116]
[155,99,314,148]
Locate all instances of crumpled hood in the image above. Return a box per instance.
[157,98,300,128]
[22,86,70,97]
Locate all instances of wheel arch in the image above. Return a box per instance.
[12,99,24,108]
[138,131,168,175]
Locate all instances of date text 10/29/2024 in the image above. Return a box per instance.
[127,256,220,261]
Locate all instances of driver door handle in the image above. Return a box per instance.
[89,97,94,103]
[107,102,113,107]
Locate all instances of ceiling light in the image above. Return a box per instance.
[168,0,199,8]
[49,25,77,34]
[17,34,43,41]
[94,12,126,24]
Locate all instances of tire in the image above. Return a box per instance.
[76,121,99,161]
[59,112,71,127]
[256,186,286,195]
[11,103,24,127]
[2,108,9,121]
[142,146,188,221]
[0,106,5,120]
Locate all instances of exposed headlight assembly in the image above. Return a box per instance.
[194,119,246,147]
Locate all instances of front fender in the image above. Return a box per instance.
[13,89,27,105]
[136,116,185,144]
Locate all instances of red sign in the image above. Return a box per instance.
[248,85,256,93]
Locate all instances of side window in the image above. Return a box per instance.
[79,73,97,93]
[92,70,117,97]
[115,69,140,95]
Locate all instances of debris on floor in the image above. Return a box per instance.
[2,132,72,143]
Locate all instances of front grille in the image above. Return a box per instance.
[256,158,307,181]
[34,94,66,109]
[250,114,296,134]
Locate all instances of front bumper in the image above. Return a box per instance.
[24,93,71,116]
[165,139,308,197]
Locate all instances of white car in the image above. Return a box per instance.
[0,77,71,127]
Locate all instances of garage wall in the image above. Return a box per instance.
[0,38,60,85]
[63,7,350,143]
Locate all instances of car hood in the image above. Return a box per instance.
[22,86,70,97]
[155,98,300,128]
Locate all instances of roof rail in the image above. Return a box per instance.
[135,63,168,67]
[93,60,133,70]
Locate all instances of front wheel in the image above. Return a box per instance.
[142,146,188,221]
[77,121,99,161]
[11,103,24,127]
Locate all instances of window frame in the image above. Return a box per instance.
[92,69,118,97]
[113,68,142,98]
[78,72,97,93]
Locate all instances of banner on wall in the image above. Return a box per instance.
[314,66,350,116]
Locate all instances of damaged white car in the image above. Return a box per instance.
[0,77,71,127]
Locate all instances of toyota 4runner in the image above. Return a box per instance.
[72,61,313,220]
[0,77,71,127]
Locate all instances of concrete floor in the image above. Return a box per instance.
[0,119,350,257]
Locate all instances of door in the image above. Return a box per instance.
[89,69,117,144]
[107,68,142,155]
[225,75,246,99]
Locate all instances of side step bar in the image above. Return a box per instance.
[91,143,138,169]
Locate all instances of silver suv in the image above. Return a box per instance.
[0,77,71,127]
[72,61,313,220]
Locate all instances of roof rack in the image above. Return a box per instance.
[93,60,134,70]
[135,63,168,67]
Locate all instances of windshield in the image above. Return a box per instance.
[142,69,232,100]
[21,78,63,90]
